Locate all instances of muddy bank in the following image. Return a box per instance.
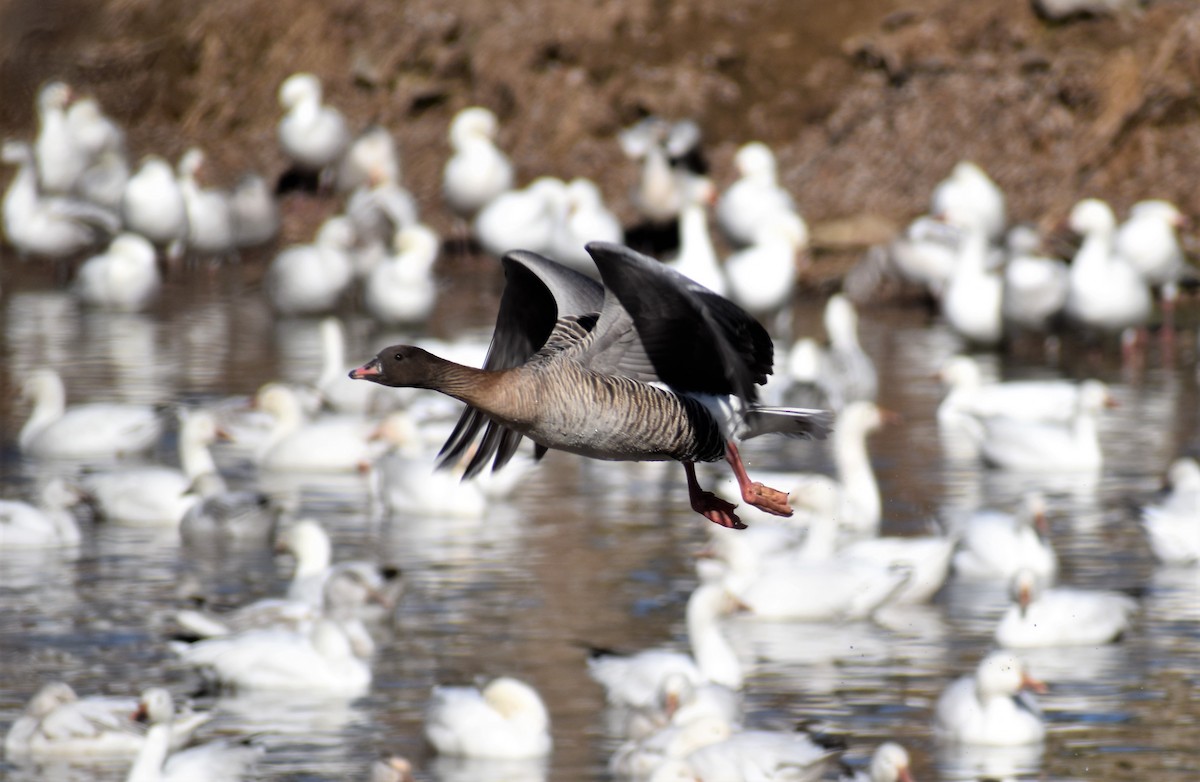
[2,0,1199,268]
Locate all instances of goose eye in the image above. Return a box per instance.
[393,352,404,362]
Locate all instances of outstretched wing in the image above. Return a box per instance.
[438,251,604,477]
[583,241,773,402]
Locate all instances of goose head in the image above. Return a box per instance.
[733,141,779,183]
[1128,199,1185,230]
[975,652,1046,703]
[482,677,549,726]
[1009,568,1043,616]
[868,741,913,782]
[449,106,499,149]
[370,756,416,782]
[37,81,73,115]
[1068,198,1116,236]
[133,688,176,724]
[279,72,323,110]
[349,345,457,391]
[1165,457,1200,493]
[26,682,77,717]
[315,215,358,250]
[278,518,333,575]
[936,355,983,391]
[823,294,861,350]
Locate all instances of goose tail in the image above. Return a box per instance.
[741,405,834,441]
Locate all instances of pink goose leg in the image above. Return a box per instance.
[683,442,794,529]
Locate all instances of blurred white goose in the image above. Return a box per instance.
[124,688,262,782]
[315,317,385,414]
[1064,198,1152,334]
[254,384,381,472]
[20,368,162,458]
[936,356,1106,432]
[549,177,624,271]
[941,222,1003,345]
[888,215,960,296]
[716,141,796,247]
[975,379,1112,471]
[789,295,877,409]
[276,518,403,615]
[338,125,401,193]
[931,160,1006,242]
[365,223,440,324]
[0,479,83,549]
[443,106,514,218]
[5,683,209,760]
[588,582,744,708]
[34,81,87,194]
[425,676,551,759]
[345,174,420,275]
[952,493,1058,581]
[724,210,808,316]
[266,215,356,315]
[473,176,566,258]
[1141,457,1200,565]
[3,139,118,258]
[122,155,188,254]
[68,96,129,210]
[1002,225,1068,332]
[934,651,1046,746]
[995,568,1137,648]
[655,729,841,782]
[82,409,223,526]
[668,179,726,295]
[628,671,741,740]
[620,118,699,224]
[708,522,910,621]
[792,474,954,604]
[840,742,914,782]
[371,756,417,782]
[229,172,279,248]
[277,72,349,180]
[172,617,370,695]
[74,232,160,312]
[1115,199,1188,288]
[177,148,235,259]
[610,715,733,777]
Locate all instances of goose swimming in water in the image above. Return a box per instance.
[350,241,831,529]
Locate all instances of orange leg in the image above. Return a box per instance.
[724,441,793,517]
[683,462,745,529]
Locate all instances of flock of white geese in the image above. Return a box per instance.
[1,68,1198,782]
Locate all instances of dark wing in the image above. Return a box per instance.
[438,251,605,477]
[583,241,773,401]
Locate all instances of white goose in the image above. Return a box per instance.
[315,317,387,414]
[277,72,349,179]
[172,617,371,696]
[792,474,954,604]
[425,676,552,759]
[937,355,1105,430]
[4,683,209,760]
[177,148,235,259]
[1141,457,1200,565]
[952,493,1058,582]
[588,582,744,708]
[67,96,129,211]
[619,118,700,224]
[791,294,878,410]
[653,729,841,782]
[1115,199,1188,288]
[840,742,914,782]
[1002,225,1068,333]
[473,176,566,258]
[365,223,441,324]
[81,408,223,527]
[254,384,381,472]
[0,479,83,549]
[995,568,1137,648]
[2,139,118,259]
[931,160,1006,242]
[668,179,726,295]
[549,177,624,271]
[20,368,162,458]
[275,518,403,614]
[122,155,189,253]
[941,221,1004,346]
[715,141,796,247]
[610,715,733,778]
[1064,198,1152,334]
[888,215,961,296]
[442,106,514,218]
[724,210,808,317]
[934,651,1046,746]
[228,172,279,248]
[338,125,401,193]
[74,232,161,312]
[124,688,261,782]
[627,671,742,739]
[34,81,87,194]
[974,380,1112,471]
[266,216,356,315]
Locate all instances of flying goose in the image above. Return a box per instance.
[350,241,831,529]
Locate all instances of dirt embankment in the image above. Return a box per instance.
[3,0,1199,268]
